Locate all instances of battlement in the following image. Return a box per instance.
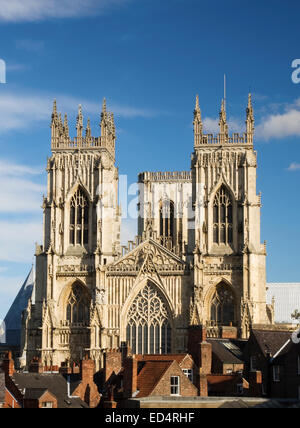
[139,171,192,183]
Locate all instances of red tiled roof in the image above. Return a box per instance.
[137,361,173,398]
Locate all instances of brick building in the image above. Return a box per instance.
[2,352,100,408]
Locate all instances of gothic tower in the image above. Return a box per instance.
[190,94,269,337]
[22,100,121,368]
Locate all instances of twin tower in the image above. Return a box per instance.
[21,95,273,369]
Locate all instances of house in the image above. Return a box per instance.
[2,352,101,408]
[207,339,245,375]
[269,339,300,399]
[243,327,294,396]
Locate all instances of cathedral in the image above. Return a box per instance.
[20,95,273,369]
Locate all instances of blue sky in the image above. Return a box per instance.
[0,0,300,319]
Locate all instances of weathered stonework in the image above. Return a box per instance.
[21,95,272,370]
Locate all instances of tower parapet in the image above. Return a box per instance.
[51,99,116,159]
[194,94,254,148]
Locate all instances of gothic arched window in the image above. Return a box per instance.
[213,186,233,245]
[69,188,89,246]
[210,282,235,326]
[66,283,90,325]
[126,283,172,355]
[159,200,175,249]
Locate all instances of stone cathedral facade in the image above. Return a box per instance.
[21,95,273,369]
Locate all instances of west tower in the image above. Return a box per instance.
[22,100,121,368]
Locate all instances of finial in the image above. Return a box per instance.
[102,98,107,114]
[76,104,83,138]
[51,99,58,124]
[64,113,69,137]
[195,94,200,111]
[246,93,254,138]
[86,118,92,138]
[219,98,228,137]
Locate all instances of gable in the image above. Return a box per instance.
[106,239,187,276]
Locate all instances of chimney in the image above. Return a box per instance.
[104,350,122,382]
[198,371,208,397]
[81,355,95,384]
[188,325,212,374]
[2,351,15,378]
[29,357,43,374]
[123,356,138,398]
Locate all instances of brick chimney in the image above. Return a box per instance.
[198,372,208,397]
[29,357,44,374]
[104,350,122,382]
[188,325,212,374]
[2,351,15,378]
[81,355,95,384]
[123,356,138,398]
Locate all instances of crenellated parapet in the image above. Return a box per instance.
[50,99,116,159]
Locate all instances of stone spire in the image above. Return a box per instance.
[219,99,228,138]
[246,93,254,142]
[76,105,83,139]
[193,95,203,146]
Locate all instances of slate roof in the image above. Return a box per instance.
[208,340,244,365]
[252,329,292,358]
[3,267,35,346]
[24,388,49,400]
[11,372,88,408]
[137,360,173,398]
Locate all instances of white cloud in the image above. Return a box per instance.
[0,91,158,133]
[0,0,127,22]
[288,162,300,171]
[256,109,300,141]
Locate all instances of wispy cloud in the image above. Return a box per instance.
[288,162,300,171]
[0,221,42,263]
[0,0,128,23]
[0,159,44,213]
[15,39,45,52]
[0,90,160,134]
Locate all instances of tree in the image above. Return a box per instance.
[291,310,300,322]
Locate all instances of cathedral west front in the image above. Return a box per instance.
[21,94,273,369]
